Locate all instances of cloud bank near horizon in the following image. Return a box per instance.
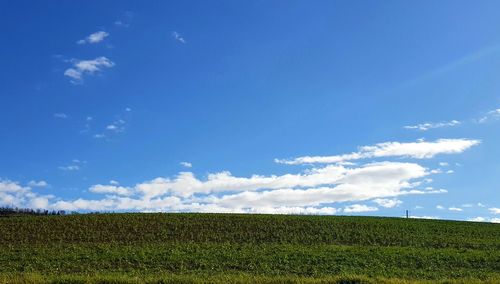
[0,138,484,217]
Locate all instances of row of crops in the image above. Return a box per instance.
[0,213,498,248]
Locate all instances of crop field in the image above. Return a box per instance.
[0,213,499,283]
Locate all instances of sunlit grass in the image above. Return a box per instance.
[0,213,498,283]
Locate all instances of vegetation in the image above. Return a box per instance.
[0,213,498,283]
[0,207,65,217]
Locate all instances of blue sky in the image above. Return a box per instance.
[1,1,500,221]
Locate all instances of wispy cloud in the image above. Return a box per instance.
[399,44,500,89]
[489,207,500,214]
[114,11,134,28]
[106,119,126,133]
[64,57,115,84]
[404,120,461,131]
[372,198,402,208]
[172,31,186,44]
[58,165,80,171]
[275,139,480,165]
[58,159,86,171]
[77,31,109,45]
[80,109,129,138]
[344,204,378,213]
[114,21,129,28]
[27,180,49,188]
[53,113,68,119]
[477,109,500,123]
[80,116,93,133]
[94,115,128,139]
[180,162,192,168]
[406,107,500,132]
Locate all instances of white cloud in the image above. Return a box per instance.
[0,137,479,214]
[58,159,85,171]
[26,160,442,213]
[468,217,500,223]
[58,165,80,171]
[74,57,114,73]
[81,116,93,133]
[436,205,444,210]
[477,109,500,123]
[107,119,126,133]
[29,197,49,209]
[64,69,82,81]
[372,198,402,208]
[0,179,52,208]
[410,215,439,220]
[407,105,500,132]
[449,207,462,212]
[249,206,339,215]
[180,162,192,168]
[77,31,109,44]
[489,207,500,214]
[404,120,461,131]
[344,204,378,213]
[89,184,132,196]
[51,198,120,211]
[114,21,129,28]
[276,139,480,165]
[54,113,68,119]
[28,180,49,188]
[95,117,127,139]
[135,161,428,199]
[172,31,186,43]
[64,57,115,84]
[468,217,486,222]
[439,162,449,167]
[0,180,26,194]
[478,202,486,207]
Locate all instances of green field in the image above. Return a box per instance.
[0,213,499,283]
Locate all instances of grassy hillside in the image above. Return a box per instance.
[0,213,499,283]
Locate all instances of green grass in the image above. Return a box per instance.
[0,213,499,283]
